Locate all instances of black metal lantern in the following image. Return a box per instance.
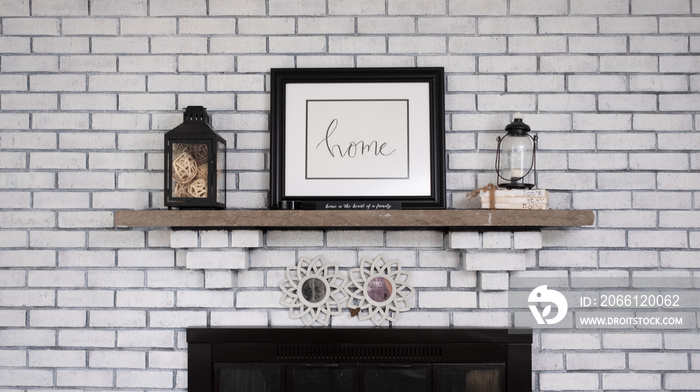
[164,106,226,209]
[495,113,537,189]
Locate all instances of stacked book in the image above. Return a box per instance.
[480,189,549,210]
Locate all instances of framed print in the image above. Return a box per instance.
[270,67,446,210]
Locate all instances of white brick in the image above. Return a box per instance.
[57,289,114,308]
[211,310,268,326]
[541,333,601,350]
[571,0,629,14]
[666,374,700,390]
[186,250,247,269]
[58,330,115,348]
[449,231,480,249]
[387,231,444,248]
[629,353,688,370]
[177,291,233,308]
[118,330,173,348]
[149,310,207,328]
[420,291,476,308]
[598,210,657,228]
[602,374,661,391]
[89,310,146,327]
[482,232,511,249]
[540,373,599,391]
[116,290,174,308]
[230,230,264,248]
[204,270,233,289]
[539,16,597,34]
[479,56,537,73]
[540,55,597,72]
[600,16,658,34]
[507,75,564,92]
[633,0,690,14]
[236,290,285,308]
[513,231,542,249]
[0,329,55,347]
[567,353,626,370]
[479,272,509,291]
[510,0,566,15]
[90,350,145,369]
[603,333,662,349]
[32,0,87,16]
[601,55,658,73]
[464,250,530,271]
[0,369,52,387]
[540,250,597,268]
[509,36,566,53]
[568,75,627,92]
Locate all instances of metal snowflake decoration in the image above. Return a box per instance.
[279,256,348,326]
[344,254,414,326]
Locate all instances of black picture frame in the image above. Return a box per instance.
[269,67,446,210]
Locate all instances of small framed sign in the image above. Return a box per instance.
[269,67,446,210]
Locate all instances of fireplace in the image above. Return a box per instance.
[187,328,532,392]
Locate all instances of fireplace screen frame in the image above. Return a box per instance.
[187,328,532,392]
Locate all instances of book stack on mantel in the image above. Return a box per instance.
[480,189,550,210]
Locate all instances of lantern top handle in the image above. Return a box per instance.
[183,106,211,125]
[505,112,531,135]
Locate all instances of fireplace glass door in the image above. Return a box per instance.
[216,364,504,392]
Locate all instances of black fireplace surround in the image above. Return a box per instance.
[187,328,532,392]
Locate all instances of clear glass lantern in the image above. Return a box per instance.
[495,113,537,189]
[164,106,226,209]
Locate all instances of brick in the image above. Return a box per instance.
[30,74,85,92]
[30,310,86,327]
[31,0,87,15]
[538,173,596,190]
[540,55,598,72]
[574,113,631,131]
[3,18,59,35]
[419,291,476,308]
[119,56,175,73]
[629,231,688,248]
[539,16,597,34]
[28,269,84,287]
[450,37,505,53]
[601,55,658,72]
[478,94,535,111]
[567,75,627,92]
[571,0,629,14]
[658,173,700,190]
[603,333,662,349]
[630,353,688,370]
[89,310,146,327]
[88,270,144,288]
[598,210,657,228]
[118,330,173,348]
[59,172,114,189]
[539,94,596,112]
[118,250,174,268]
[599,173,655,190]
[30,152,86,169]
[567,353,626,370]
[63,18,119,35]
[149,351,187,369]
[0,329,55,346]
[117,290,174,308]
[59,250,114,268]
[60,132,115,149]
[660,17,700,33]
[34,112,89,129]
[482,232,511,249]
[0,0,29,15]
[236,290,285,308]
[479,272,509,290]
[541,333,601,350]
[33,37,89,53]
[177,290,233,308]
[387,231,444,248]
[57,289,114,308]
[540,250,597,268]
[449,75,504,92]
[464,250,530,271]
[602,373,661,391]
[666,374,700,390]
[510,36,566,53]
[0,250,55,268]
[60,55,116,72]
[59,330,115,348]
[186,250,246,269]
[327,230,384,247]
[479,56,537,73]
[543,229,626,247]
[479,17,535,34]
[149,310,207,328]
[0,348,26,365]
[204,270,233,289]
[0,211,55,228]
[540,373,599,391]
[600,16,658,34]
[211,310,268,326]
[660,212,700,228]
[0,369,53,387]
[633,114,693,130]
[632,36,689,54]
[90,350,145,369]
[573,191,631,209]
[508,75,564,92]
[90,0,146,16]
[299,17,355,34]
[89,231,144,248]
[632,0,690,14]
[2,93,57,110]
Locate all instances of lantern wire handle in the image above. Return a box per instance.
[495,133,538,184]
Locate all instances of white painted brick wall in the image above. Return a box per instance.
[1,0,699,390]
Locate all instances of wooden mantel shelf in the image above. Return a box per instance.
[114,209,594,230]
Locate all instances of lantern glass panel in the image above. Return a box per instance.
[498,134,534,189]
[216,140,226,205]
[170,141,211,199]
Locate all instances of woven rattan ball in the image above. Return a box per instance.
[173,143,191,156]
[174,181,190,198]
[188,178,208,198]
[172,152,198,183]
[192,143,208,163]
[196,163,208,180]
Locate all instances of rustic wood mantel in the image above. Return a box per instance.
[114,209,594,230]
